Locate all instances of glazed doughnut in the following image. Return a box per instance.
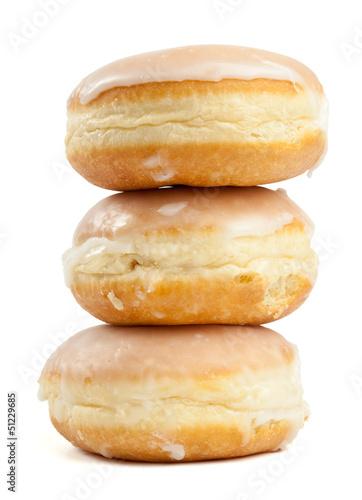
[63,186,318,325]
[38,324,309,462]
[66,45,328,190]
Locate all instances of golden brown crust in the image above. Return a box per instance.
[70,268,313,326]
[67,132,325,190]
[50,412,298,462]
[68,79,308,110]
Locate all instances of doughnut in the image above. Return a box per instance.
[63,186,318,325]
[66,45,328,190]
[38,324,309,462]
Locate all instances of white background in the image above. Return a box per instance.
[2,0,362,498]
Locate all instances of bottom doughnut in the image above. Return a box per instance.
[38,324,309,462]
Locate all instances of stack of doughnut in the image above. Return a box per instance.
[39,45,328,462]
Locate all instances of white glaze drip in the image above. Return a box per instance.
[157,202,188,216]
[107,291,124,310]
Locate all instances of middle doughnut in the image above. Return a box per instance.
[63,186,318,325]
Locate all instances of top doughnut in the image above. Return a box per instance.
[66,45,328,190]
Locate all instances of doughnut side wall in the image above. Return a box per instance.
[66,80,327,190]
[62,187,318,326]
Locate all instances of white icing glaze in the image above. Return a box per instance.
[77,430,84,441]
[72,187,314,246]
[63,234,316,289]
[313,93,329,132]
[273,402,310,451]
[162,442,185,461]
[150,169,175,182]
[69,45,323,106]
[157,202,188,216]
[143,153,163,168]
[135,291,145,301]
[97,445,113,459]
[37,384,46,401]
[152,433,185,460]
[52,398,66,423]
[152,311,166,319]
[40,324,294,380]
[107,291,124,310]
